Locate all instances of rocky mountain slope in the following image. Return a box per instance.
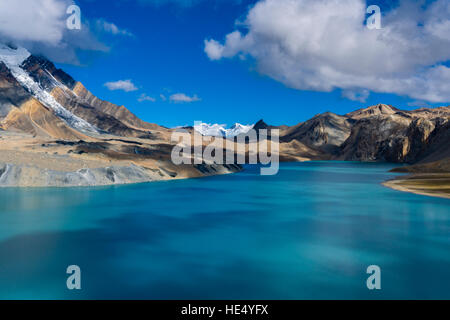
[277,104,449,165]
[280,112,354,155]
[338,106,450,163]
[0,44,240,187]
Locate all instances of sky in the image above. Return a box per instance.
[0,0,449,127]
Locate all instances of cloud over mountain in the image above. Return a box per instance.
[0,0,69,44]
[205,0,450,103]
[0,0,126,64]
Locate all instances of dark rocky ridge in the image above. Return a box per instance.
[18,54,159,139]
[281,112,355,154]
[279,104,450,166]
[21,55,76,90]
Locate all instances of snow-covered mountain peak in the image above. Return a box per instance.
[0,44,31,67]
[194,122,254,137]
[0,44,98,134]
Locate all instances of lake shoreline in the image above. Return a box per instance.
[3,151,450,202]
[383,174,450,199]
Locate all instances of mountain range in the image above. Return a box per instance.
[276,104,450,164]
[0,44,448,192]
[0,44,241,186]
[194,123,253,138]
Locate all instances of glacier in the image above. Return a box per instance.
[0,44,98,134]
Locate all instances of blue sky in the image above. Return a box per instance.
[51,0,448,127]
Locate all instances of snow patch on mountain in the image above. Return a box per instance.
[0,45,30,66]
[0,44,98,134]
[194,123,254,137]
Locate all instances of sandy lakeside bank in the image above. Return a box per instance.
[383,174,450,199]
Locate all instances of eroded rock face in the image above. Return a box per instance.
[280,105,449,164]
[21,55,77,91]
[338,114,411,162]
[18,54,163,139]
[416,118,450,163]
[0,162,155,187]
[0,163,22,185]
[1,98,87,139]
[281,112,354,154]
[0,162,242,187]
[72,82,164,131]
[338,111,449,163]
[51,86,156,139]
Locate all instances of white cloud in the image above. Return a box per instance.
[169,93,201,103]
[160,94,167,101]
[204,40,224,61]
[204,31,243,61]
[0,0,68,44]
[104,80,138,92]
[0,0,108,64]
[205,0,450,103]
[342,89,370,103]
[138,93,156,102]
[97,19,133,37]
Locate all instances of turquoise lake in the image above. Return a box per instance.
[0,162,449,299]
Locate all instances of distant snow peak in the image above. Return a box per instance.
[0,44,98,134]
[194,122,253,137]
[228,123,254,137]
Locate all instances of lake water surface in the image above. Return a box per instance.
[0,162,449,299]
